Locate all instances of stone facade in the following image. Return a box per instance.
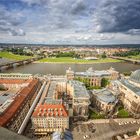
[119,70,140,118]
[56,81,90,119]
[66,67,119,87]
[91,89,117,113]
[31,104,69,135]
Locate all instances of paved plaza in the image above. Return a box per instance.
[72,119,140,140]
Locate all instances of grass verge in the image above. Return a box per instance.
[0,51,32,60]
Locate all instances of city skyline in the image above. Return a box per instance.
[0,0,140,44]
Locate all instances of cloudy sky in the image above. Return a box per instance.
[0,0,140,44]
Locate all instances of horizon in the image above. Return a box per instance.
[0,0,140,44]
[0,42,140,46]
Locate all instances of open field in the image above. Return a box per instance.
[127,55,140,60]
[0,51,32,60]
[38,57,122,64]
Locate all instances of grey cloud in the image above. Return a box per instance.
[93,0,140,34]
[21,0,94,31]
[8,29,26,36]
[0,25,25,36]
[127,29,140,35]
[71,0,87,15]
[20,0,45,5]
[0,5,25,36]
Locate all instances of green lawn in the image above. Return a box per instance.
[39,57,122,64]
[127,55,140,60]
[89,110,105,119]
[117,107,129,118]
[0,51,32,60]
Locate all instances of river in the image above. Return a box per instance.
[1,62,140,75]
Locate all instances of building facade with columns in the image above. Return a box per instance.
[66,67,119,87]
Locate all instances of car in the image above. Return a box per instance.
[83,136,86,139]
[119,122,122,125]
[92,129,96,133]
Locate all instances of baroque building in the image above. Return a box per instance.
[31,104,69,135]
[91,88,118,113]
[119,70,140,118]
[66,67,119,87]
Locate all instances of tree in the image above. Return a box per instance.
[0,85,7,91]
[101,52,107,59]
[101,78,109,87]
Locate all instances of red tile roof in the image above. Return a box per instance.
[0,79,32,84]
[32,104,68,118]
[0,79,39,126]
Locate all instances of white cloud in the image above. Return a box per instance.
[0,5,25,36]
[0,0,140,44]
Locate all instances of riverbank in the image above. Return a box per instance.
[126,55,140,60]
[37,57,122,64]
[0,51,32,61]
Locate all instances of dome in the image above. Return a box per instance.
[130,69,140,83]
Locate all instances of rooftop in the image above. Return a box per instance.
[67,80,90,99]
[0,79,32,84]
[0,73,32,79]
[120,79,140,96]
[75,67,111,77]
[0,92,16,114]
[93,88,116,103]
[32,104,68,118]
[0,79,39,126]
[130,69,140,83]
[44,99,63,104]
[47,81,57,99]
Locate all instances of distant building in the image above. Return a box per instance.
[66,67,119,87]
[119,69,140,118]
[84,57,99,60]
[91,88,117,113]
[0,73,33,79]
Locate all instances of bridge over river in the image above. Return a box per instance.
[0,56,43,71]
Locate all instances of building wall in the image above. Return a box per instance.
[53,82,90,118]
[8,101,30,132]
[31,117,69,134]
[3,79,41,132]
[119,84,140,118]
[92,95,115,113]
[66,68,119,87]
